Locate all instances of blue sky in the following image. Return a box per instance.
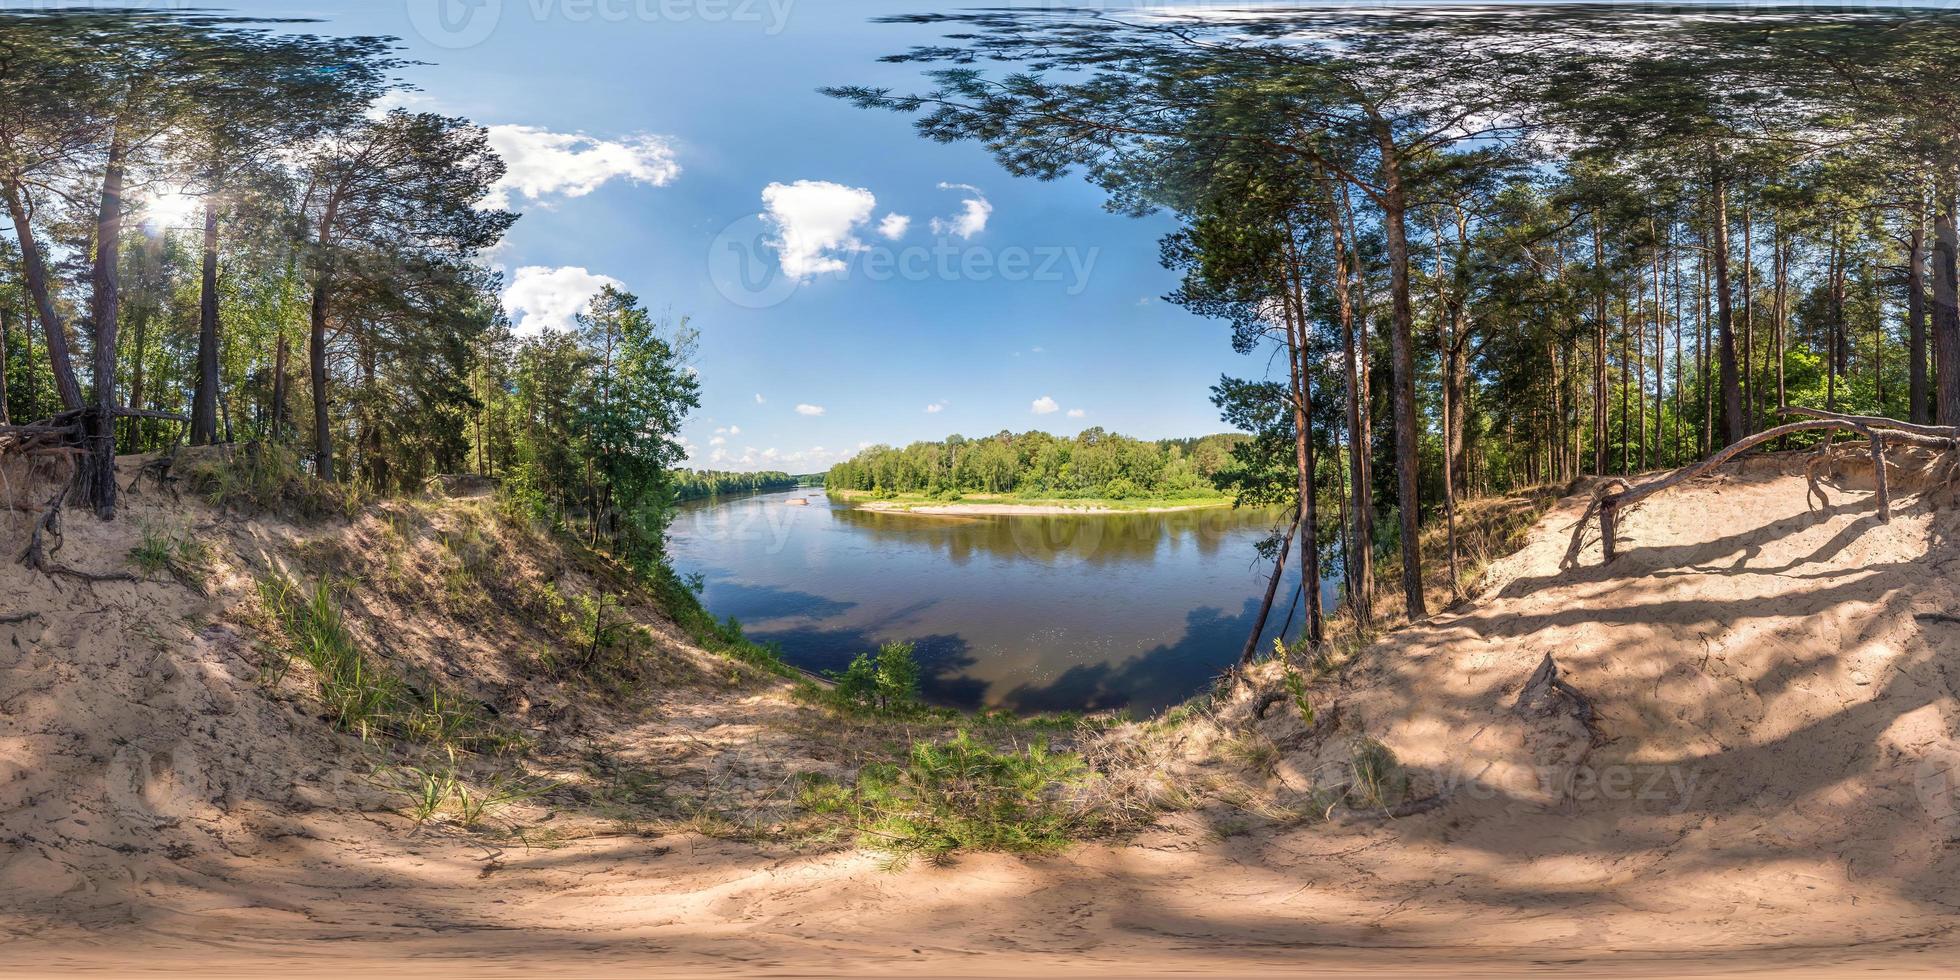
[130,1,1270,472]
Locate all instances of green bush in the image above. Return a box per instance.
[826,641,920,715]
[799,730,1090,861]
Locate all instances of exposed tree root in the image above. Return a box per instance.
[1563,407,1958,568]
[14,485,137,586]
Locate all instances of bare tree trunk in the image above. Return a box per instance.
[1435,215,1460,600]
[86,129,126,519]
[1239,518,1298,666]
[1910,195,1930,424]
[1828,223,1844,410]
[1935,180,1960,425]
[0,306,10,425]
[1652,221,1666,466]
[1774,221,1789,432]
[1712,173,1744,445]
[190,201,222,444]
[1374,132,1425,620]
[1699,238,1712,456]
[1280,218,1322,648]
[309,275,335,482]
[2,178,81,411]
[1592,214,1608,475]
[1330,179,1374,626]
[1619,295,1630,475]
[1741,208,1755,434]
[271,330,289,442]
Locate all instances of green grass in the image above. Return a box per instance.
[180,442,361,521]
[127,524,211,590]
[799,730,1094,864]
[257,572,526,754]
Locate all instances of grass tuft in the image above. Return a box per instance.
[799,730,1094,864]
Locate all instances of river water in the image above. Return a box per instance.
[668,489,1324,714]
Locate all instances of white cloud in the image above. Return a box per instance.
[1030,346,1045,353]
[930,182,992,239]
[502,265,622,334]
[1066,408,1086,418]
[795,403,826,417]
[754,393,766,404]
[709,435,726,446]
[728,424,741,435]
[485,125,680,209]
[878,212,911,240]
[1031,396,1059,415]
[761,180,877,280]
[924,402,944,414]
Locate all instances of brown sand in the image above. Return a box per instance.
[3,452,1959,976]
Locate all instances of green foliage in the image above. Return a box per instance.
[826,429,1241,500]
[672,469,800,501]
[798,730,1091,861]
[492,287,701,576]
[826,641,922,716]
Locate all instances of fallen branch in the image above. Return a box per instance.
[1564,412,1919,567]
[1779,405,1960,445]
[0,612,37,625]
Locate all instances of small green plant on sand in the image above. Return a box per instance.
[799,730,1090,864]
[826,640,921,716]
[127,525,211,592]
[1347,737,1407,811]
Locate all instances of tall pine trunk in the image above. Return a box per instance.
[1592,214,1607,474]
[1934,180,1960,425]
[309,274,335,482]
[3,179,82,411]
[1329,180,1373,626]
[1910,200,1929,424]
[85,129,127,519]
[1712,173,1743,445]
[0,306,10,424]
[1375,131,1425,620]
[190,201,222,444]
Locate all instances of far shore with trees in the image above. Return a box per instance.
[823,429,1245,513]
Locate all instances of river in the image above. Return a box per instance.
[668,488,1328,714]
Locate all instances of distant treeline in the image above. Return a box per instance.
[825,429,1244,499]
[673,469,801,501]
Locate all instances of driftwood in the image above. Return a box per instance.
[1563,406,1956,568]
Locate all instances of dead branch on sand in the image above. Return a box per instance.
[1563,406,1958,569]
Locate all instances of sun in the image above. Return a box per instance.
[135,185,203,232]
